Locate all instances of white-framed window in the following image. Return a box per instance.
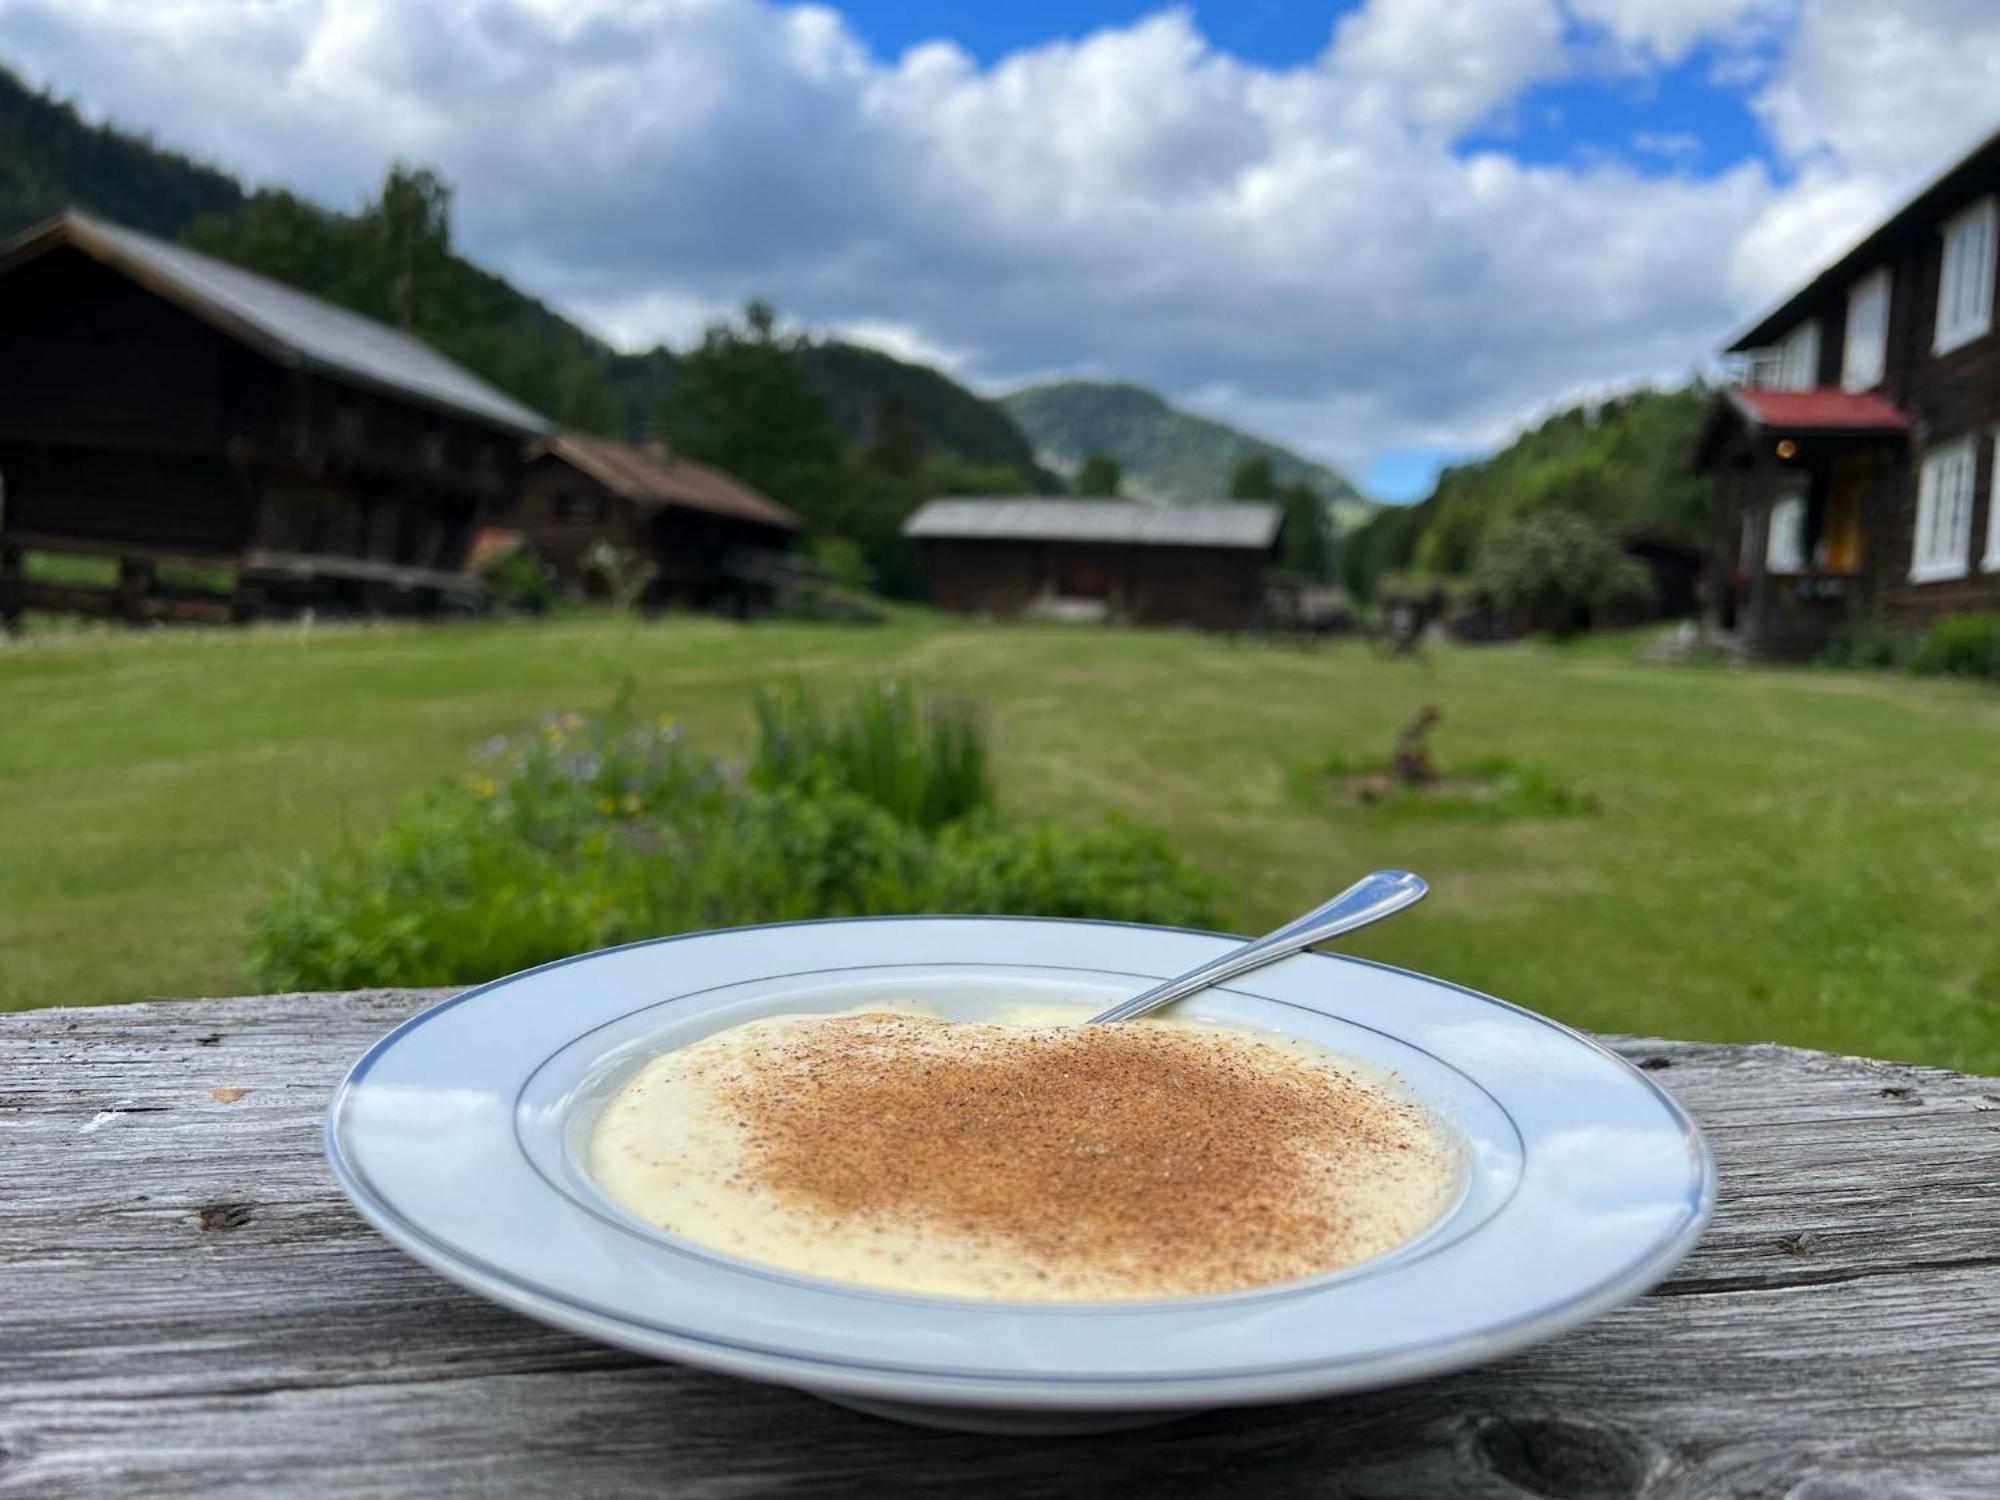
[1912,436,1977,582]
[1842,267,1891,390]
[1935,197,1996,354]
[1766,494,1807,573]
[1740,348,1785,388]
[1774,320,1821,389]
[1739,506,1760,570]
[1985,433,2000,572]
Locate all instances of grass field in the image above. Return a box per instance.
[3,613,1996,1071]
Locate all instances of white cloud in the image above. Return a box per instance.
[1727,1,2000,328]
[558,285,730,352]
[0,0,1996,483]
[1632,131,1700,163]
[828,319,970,372]
[1725,165,1893,311]
[1325,0,1568,133]
[1570,0,1788,67]
[1755,0,2000,180]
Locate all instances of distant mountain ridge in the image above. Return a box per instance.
[792,342,1058,487]
[1002,380,1372,525]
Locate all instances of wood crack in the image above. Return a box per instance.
[1654,1252,2000,1298]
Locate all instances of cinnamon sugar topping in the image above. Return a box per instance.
[590,1009,1458,1301]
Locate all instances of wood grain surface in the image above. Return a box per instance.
[3,989,1996,1498]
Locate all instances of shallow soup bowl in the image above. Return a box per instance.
[327,916,1714,1434]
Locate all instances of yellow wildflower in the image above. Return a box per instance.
[622,794,641,814]
[598,797,617,815]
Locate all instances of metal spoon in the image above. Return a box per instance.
[1086,869,1428,1024]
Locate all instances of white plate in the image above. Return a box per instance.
[326,917,1713,1433]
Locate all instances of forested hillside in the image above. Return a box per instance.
[1003,380,1369,524]
[1341,384,1712,600]
[0,65,243,238]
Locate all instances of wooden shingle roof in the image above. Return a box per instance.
[0,210,551,436]
[537,432,802,531]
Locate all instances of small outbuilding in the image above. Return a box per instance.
[1617,523,1705,620]
[517,432,805,615]
[0,210,549,624]
[903,497,1280,631]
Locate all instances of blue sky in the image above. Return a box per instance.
[836,2,1352,69]
[5,0,1994,503]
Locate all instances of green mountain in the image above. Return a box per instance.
[1002,380,1372,525]
[1340,383,1712,601]
[0,59,1043,481]
[794,342,1057,486]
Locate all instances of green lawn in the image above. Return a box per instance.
[3,613,1996,1071]
[25,550,237,594]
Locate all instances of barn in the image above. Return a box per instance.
[516,432,804,615]
[902,498,1280,630]
[0,210,549,624]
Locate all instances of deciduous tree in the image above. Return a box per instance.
[1075,453,1122,496]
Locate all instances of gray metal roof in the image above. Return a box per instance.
[3,211,550,436]
[903,498,1281,549]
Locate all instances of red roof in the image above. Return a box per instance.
[537,432,802,532]
[1725,386,1911,434]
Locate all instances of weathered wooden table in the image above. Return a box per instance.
[4,990,1996,1498]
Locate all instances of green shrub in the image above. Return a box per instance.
[809,535,875,594]
[933,814,1221,928]
[250,710,734,988]
[249,688,1217,990]
[478,544,561,614]
[1472,512,1653,637]
[1909,613,2000,680]
[687,786,935,925]
[1821,619,1920,671]
[751,679,991,833]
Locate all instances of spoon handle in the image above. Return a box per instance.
[1086,870,1428,1024]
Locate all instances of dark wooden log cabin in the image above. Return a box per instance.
[515,433,804,615]
[903,498,1280,631]
[1699,125,2000,658]
[0,210,550,624]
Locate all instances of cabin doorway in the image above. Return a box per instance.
[1820,453,1871,573]
[1051,547,1117,601]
